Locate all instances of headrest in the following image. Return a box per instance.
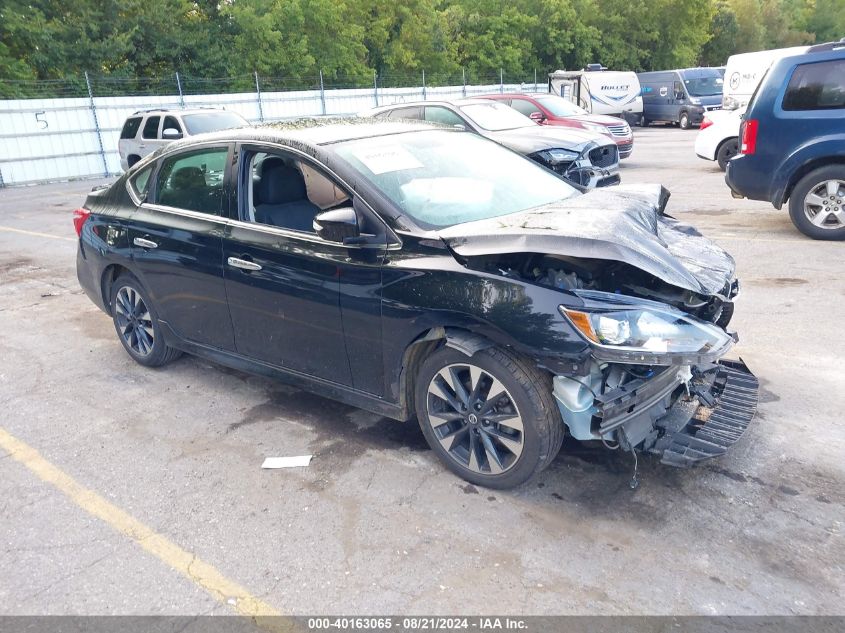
[171,166,205,190]
[256,158,307,205]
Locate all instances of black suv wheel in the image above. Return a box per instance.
[789,166,845,240]
[414,345,564,489]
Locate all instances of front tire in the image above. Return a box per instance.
[414,345,564,489]
[110,273,182,367]
[716,138,739,171]
[788,166,845,240]
[679,111,691,130]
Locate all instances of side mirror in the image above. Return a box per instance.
[313,206,360,243]
[529,111,546,123]
[675,93,685,101]
[162,128,183,140]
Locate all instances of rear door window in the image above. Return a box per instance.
[153,147,229,215]
[120,117,142,140]
[387,107,423,120]
[783,60,845,111]
[142,116,161,140]
[424,106,466,127]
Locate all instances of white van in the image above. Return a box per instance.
[722,45,810,110]
[548,67,643,124]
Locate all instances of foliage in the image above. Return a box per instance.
[0,0,839,93]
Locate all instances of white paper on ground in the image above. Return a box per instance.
[261,455,312,469]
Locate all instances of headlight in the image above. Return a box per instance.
[689,97,702,105]
[539,148,580,165]
[582,122,609,135]
[559,297,734,364]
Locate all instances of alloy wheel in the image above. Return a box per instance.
[114,286,154,356]
[803,180,845,230]
[426,363,524,475]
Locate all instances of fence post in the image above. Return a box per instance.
[175,72,185,108]
[462,68,466,98]
[319,70,327,116]
[373,70,378,107]
[254,71,264,123]
[422,70,426,101]
[534,68,538,92]
[84,72,109,178]
[500,68,504,93]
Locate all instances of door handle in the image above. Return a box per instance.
[133,237,158,249]
[227,256,262,272]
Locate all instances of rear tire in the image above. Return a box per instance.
[127,155,141,168]
[679,112,691,130]
[110,273,182,367]
[788,166,845,240]
[640,115,649,127]
[414,345,564,489]
[716,138,739,171]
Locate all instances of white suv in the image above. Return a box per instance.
[118,108,248,171]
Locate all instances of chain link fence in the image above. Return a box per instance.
[0,70,544,186]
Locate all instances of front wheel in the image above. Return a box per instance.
[679,112,691,130]
[414,345,564,489]
[788,166,845,240]
[716,138,739,171]
[110,273,182,367]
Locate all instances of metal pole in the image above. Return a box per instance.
[373,70,378,107]
[319,70,326,116]
[462,68,466,98]
[175,72,185,108]
[85,72,109,178]
[422,69,426,101]
[500,68,504,93]
[534,68,537,92]
[254,71,264,123]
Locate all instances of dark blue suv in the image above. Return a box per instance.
[726,40,845,239]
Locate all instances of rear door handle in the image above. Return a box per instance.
[133,237,158,249]
[227,256,262,272]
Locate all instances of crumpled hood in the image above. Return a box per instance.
[438,184,736,296]
[487,125,612,155]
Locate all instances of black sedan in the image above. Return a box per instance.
[75,120,758,489]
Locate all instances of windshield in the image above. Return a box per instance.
[684,75,724,97]
[182,112,248,135]
[458,102,534,131]
[536,96,588,117]
[332,130,579,229]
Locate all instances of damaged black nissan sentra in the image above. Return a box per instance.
[75,120,758,489]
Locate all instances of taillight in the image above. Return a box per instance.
[700,117,713,130]
[740,119,758,155]
[73,208,91,237]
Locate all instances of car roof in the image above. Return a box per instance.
[158,117,445,150]
[129,108,238,117]
[371,98,501,112]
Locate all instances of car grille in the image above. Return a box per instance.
[606,124,630,137]
[589,145,618,168]
[618,141,633,155]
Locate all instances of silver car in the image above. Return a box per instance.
[118,108,248,171]
[364,99,621,188]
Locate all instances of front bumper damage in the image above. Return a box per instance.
[554,359,759,468]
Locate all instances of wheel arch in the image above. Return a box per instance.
[100,263,134,315]
[779,157,845,208]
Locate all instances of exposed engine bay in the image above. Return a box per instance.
[466,252,738,327]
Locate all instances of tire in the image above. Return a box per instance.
[679,111,691,130]
[640,115,648,127]
[716,138,739,172]
[414,345,564,489]
[788,166,845,240]
[110,273,182,367]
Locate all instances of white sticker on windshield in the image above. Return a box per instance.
[354,144,422,175]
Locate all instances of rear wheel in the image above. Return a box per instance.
[788,166,845,240]
[716,138,739,171]
[414,345,564,489]
[127,155,141,168]
[110,274,182,367]
[679,111,691,130]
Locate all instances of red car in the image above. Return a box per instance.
[482,93,634,159]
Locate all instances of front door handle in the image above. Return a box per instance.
[227,256,262,272]
[133,237,158,249]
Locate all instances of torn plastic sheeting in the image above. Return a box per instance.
[438,184,736,296]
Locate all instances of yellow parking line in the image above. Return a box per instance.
[0,426,283,618]
[0,225,76,242]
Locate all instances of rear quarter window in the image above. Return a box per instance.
[783,59,845,111]
[129,164,153,200]
[120,117,142,140]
